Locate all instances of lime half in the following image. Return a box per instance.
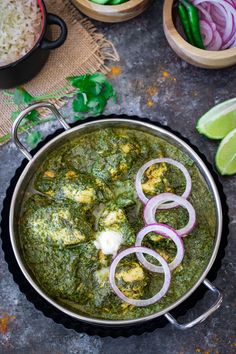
[215,128,236,175]
[196,98,236,139]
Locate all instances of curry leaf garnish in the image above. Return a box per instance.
[67,72,117,120]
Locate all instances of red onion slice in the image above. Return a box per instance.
[191,0,236,50]
[109,246,171,307]
[207,30,223,50]
[197,3,214,22]
[193,0,236,43]
[144,193,196,237]
[200,20,214,46]
[135,158,192,208]
[135,224,184,273]
[211,5,227,26]
[221,31,236,49]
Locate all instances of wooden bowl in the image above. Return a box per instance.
[163,0,236,69]
[71,0,152,23]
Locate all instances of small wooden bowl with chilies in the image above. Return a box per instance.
[163,0,236,69]
[71,0,152,23]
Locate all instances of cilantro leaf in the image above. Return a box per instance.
[26,131,43,148]
[13,87,34,105]
[67,75,88,88]
[72,93,88,113]
[79,80,102,96]
[67,75,102,96]
[11,111,20,121]
[89,73,107,84]
[102,81,116,100]
[74,115,87,121]
[11,110,39,123]
[25,110,39,122]
[89,82,103,96]
[68,72,117,118]
[87,96,107,115]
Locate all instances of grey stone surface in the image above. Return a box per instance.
[0,1,236,353]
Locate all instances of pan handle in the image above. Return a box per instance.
[165,279,223,330]
[11,102,70,161]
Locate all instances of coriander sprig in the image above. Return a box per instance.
[4,72,117,147]
[67,73,116,120]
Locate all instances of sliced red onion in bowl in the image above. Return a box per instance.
[135,224,184,273]
[197,3,214,22]
[208,30,223,50]
[211,5,227,27]
[221,31,236,49]
[200,20,214,46]
[232,37,236,48]
[197,0,235,38]
[109,246,171,307]
[191,0,236,50]
[135,158,192,208]
[227,0,236,8]
[144,193,196,237]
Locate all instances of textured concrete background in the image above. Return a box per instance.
[0,1,236,353]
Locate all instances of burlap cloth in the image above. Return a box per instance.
[0,0,119,144]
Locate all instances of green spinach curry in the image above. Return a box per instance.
[19,128,216,320]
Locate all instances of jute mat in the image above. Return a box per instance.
[0,0,119,144]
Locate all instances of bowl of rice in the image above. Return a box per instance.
[0,0,68,89]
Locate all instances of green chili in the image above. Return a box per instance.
[179,0,205,49]
[178,3,195,46]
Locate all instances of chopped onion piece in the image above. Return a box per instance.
[109,247,171,307]
[135,224,184,272]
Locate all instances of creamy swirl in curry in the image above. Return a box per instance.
[19,128,216,320]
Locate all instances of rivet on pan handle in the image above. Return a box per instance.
[165,279,223,330]
[11,102,70,161]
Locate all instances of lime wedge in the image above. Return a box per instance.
[196,98,236,139]
[215,128,236,175]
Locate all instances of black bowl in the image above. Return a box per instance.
[0,0,67,89]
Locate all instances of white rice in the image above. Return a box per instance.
[0,0,42,66]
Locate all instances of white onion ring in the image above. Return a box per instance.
[135,158,192,208]
[109,246,171,307]
[144,193,196,237]
[135,224,184,273]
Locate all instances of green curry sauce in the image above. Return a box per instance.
[19,128,216,320]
